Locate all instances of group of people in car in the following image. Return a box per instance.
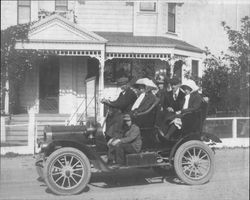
[101,76,205,168]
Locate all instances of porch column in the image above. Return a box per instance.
[169,54,175,78]
[98,50,105,122]
[4,68,9,114]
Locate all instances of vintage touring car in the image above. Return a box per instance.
[35,99,221,195]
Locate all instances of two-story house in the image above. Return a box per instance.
[0,0,225,122]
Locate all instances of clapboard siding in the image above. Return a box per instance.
[76,1,133,32]
[175,4,182,38]
[75,57,87,114]
[19,66,39,113]
[134,13,157,36]
[1,1,17,30]
[59,56,87,114]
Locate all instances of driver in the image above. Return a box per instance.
[101,77,137,142]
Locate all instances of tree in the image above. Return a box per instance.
[1,23,50,114]
[201,16,249,116]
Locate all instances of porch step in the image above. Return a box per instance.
[8,114,29,124]
[35,114,70,122]
[5,126,29,146]
[3,114,70,145]
[35,114,70,139]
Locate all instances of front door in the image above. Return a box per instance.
[39,56,59,113]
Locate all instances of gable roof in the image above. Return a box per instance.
[95,32,204,53]
[29,15,107,43]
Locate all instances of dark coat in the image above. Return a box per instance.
[164,89,185,112]
[120,124,142,152]
[131,92,159,128]
[181,91,203,133]
[105,110,123,139]
[108,87,137,113]
[132,92,158,113]
[181,91,202,114]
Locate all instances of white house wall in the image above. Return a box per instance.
[59,56,87,114]
[38,0,75,12]
[76,1,133,32]
[1,1,17,30]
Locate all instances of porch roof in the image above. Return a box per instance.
[95,32,204,53]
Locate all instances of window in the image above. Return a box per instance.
[55,0,68,11]
[140,2,156,12]
[104,59,132,84]
[17,0,31,24]
[192,60,199,77]
[168,3,176,33]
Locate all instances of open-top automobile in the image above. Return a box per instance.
[35,99,221,195]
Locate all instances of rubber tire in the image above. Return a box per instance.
[35,154,45,181]
[44,147,91,195]
[174,140,215,185]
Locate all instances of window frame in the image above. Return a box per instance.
[139,2,156,12]
[104,59,133,85]
[191,60,199,78]
[55,0,68,12]
[17,0,31,24]
[168,3,176,33]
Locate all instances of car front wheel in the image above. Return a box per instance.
[44,147,91,195]
[174,140,215,185]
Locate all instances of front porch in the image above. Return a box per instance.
[12,15,204,122]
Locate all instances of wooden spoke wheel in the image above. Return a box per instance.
[44,147,91,195]
[174,140,215,185]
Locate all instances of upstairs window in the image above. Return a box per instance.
[17,0,31,24]
[140,2,156,12]
[168,3,176,33]
[55,0,68,11]
[192,60,199,78]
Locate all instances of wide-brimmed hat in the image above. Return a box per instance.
[117,77,129,86]
[123,114,131,121]
[182,79,199,92]
[134,78,157,89]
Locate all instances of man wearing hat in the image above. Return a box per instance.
[164,79,203,140]
[108,114,142,167]
[163,77,185,113]
[101,77,137,113]
[101,77,137,145]
[157,77,185,134]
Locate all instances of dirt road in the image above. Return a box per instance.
[0,148,249,200]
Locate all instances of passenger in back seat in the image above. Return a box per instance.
[164,79,203,140]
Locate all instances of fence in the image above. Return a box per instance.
[1,114,249,155]
[203,117,249,148]
[1,112,35,155]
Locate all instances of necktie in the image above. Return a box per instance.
[173,93,177,101]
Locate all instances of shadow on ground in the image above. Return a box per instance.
[89,168,184,188]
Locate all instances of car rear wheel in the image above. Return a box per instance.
[44,147,91,195]
[174,140,214,185]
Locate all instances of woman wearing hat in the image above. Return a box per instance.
[130,78,160,128]
[164,79,203,140]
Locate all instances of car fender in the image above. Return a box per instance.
[201,132,222,143]
[42,139,110,172]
